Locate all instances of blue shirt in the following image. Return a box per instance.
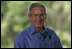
[14,25,62,48]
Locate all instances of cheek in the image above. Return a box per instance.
[32,17,36,21]
[41,16,45,21]
[31,17,36,23]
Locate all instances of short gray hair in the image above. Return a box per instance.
[29,3,46,15]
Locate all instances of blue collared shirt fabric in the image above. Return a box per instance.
[14,25,62,48]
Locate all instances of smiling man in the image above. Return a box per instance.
[14,3,62,48]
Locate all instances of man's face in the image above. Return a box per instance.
[29,7,45,28]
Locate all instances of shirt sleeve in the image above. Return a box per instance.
[14,32,26,48]
[56,36,63,48]
[54,32,63,48]
[52,31,63,48]
[14,37,20,48]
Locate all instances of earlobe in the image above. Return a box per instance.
[28,14,30,17]
[28,14,31,21]
[28,14,31,18]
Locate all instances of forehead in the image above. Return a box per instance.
[31,7,44,14]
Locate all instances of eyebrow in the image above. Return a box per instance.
[33,14,44,15]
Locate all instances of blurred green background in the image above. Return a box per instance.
[1,1,71,48]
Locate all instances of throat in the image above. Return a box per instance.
[34,26,44,33]
[37,27,43,33]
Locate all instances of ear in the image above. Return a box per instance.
[28,14,31,21]
[45,14,47,21]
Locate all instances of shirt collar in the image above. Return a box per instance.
[29,25,48,35]
[29,25,36,35]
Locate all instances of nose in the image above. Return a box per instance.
[37,15,41,20]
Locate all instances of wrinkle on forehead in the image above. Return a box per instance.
[31,7,44,14]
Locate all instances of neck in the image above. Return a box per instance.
[34,25,43,33]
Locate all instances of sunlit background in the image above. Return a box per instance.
[1,1,71,48]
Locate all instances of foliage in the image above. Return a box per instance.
[1,1,71,48]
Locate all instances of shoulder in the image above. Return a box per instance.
[46,27,59,39]
[46,28,62,48]
[14,26,31,48]
[15,26,30,42]
[46,27,55,35]
[47,27,61,42]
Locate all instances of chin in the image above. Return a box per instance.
[37,24,42,27]
[33,23,43,27]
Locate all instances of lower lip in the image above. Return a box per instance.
[37,23,42,25]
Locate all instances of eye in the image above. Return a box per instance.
[34,14,38,16]
[40,14,44,16]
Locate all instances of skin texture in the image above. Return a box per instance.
[29,7,46,33]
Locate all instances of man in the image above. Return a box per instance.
[14,3,62,48]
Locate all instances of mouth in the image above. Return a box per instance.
[33,20,44,25]
[37,20,43,23]
[36,22,42,24]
